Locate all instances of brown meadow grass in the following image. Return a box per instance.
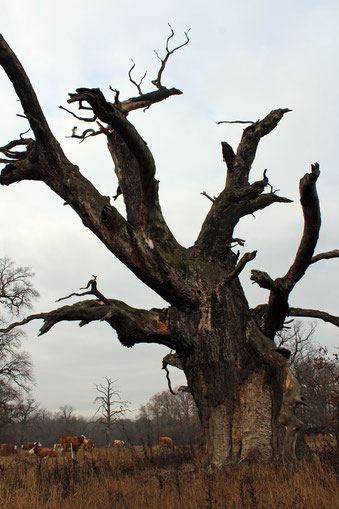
[0,446,338,508]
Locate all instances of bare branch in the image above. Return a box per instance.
[1,37,189,306]
[0,313,48,334]
[59,105,97,123]
[109,86,120,104]
[65,87,195,312]
[223,251,257,282]
[128,59,147,95]
[311,249,339,264]
[162,362,177,395]
[119,87,183,114]
[221,141,236,172]
[264,170,280,194]
[0,137,35,173]
[19,128,31,138]
[243,192,293,216]
[194,110,292,259]
[0,35,58,148]
[229,237,246,247]
[56,291,93,302]
[216,119,254,125]
[56,277,111,306]
[200,191,215,203]
[227,108,292,189]
[0,299,173,348]
[0,138,33,156]
[151,23,190,90]
[67,87,157,179]
[288,307,339,328]
[250,163,321,340]
[66,126,103,143]
[282,163,321,292]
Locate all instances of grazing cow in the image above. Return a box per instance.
[22,442,41,450]
[60,435,86,457]
[30,443,58,458]
[158,437,174,450]
[113,440,125,447]
[53,443,62,451]
[82,438,94,451]
[0,444,17,456]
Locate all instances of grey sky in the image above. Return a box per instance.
[0,0,338,417]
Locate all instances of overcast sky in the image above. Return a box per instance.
[1,0,338,418]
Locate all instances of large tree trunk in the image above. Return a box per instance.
[166,279,300,465]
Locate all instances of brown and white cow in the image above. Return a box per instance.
[113,440,125,447]
[158,437,174,449]
[0,444,17,456]
[53,443,62,451]
[60,435,86,457]
[22,442,41,451]
[30,443,58,458]
[82,438,94,451]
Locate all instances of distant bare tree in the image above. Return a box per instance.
[276,321,317,365]
[93,377,128,447]
[15,395,40,444]
[0,382,18,431]
[0,257,36,410]
[0,332,33,390]
[0,257,39,315]
[57,405,76,436]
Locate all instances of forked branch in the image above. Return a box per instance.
[226,108,291,189]
[128,59,147,95]
[152,23,190,90]
[0,138,34,163]
[0,136,39,185]
[254,163,321,338]
[56,277,111,306]
[0,299,173,347]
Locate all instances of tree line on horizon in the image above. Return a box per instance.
[0,257,338,450]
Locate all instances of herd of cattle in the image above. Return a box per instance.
[0,436,94,458]
[0,436,175,459]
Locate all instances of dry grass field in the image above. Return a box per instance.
[0,446,338,508]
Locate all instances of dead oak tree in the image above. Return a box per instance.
[93,377,128,448]
[0,29,338,466]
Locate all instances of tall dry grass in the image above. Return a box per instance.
[0,446,338,508]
